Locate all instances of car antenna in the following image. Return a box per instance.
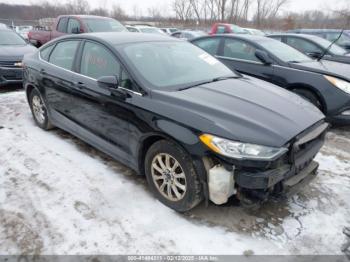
[318,29,344,61]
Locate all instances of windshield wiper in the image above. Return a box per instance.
[318,29,344,61]
[288,60,301,63]
[178,76,240,91]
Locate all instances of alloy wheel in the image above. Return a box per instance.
[151,153,187,201]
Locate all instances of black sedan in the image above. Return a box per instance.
[0,27,36,87]
[23,33,327,211]
[268,33,350,64]
[191,34,350,125]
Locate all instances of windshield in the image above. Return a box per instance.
[259,39,312,63]
[120,41,237,90]
[0,30,26,45]
[83,18,126,32]
[311,36,347,55]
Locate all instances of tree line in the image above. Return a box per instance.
[0,0,349,30]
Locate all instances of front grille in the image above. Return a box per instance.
[290,122,328,173]
[1,69,23,80]
[0,61,21,68]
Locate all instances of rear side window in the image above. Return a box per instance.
[80,42,120,79]
[193,38,221,55]
[57,17,68,33]
[49,41,79,70]
[40,45,55,61]
[223,38,260,62]
[67,18,81,34]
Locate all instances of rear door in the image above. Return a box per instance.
[217,37,274,81]
[39,40,81,122]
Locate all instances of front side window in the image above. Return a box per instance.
[120,41,236,90]
[80,42,120,79]
[57,17,68,33]
[286,37,322,54]
[67,18,81,34]
[223,38,260,62]
[193,38,221,55]
[49,41,79,70]
[259,39,312,63]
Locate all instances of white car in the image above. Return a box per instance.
[126,25,166,35]
[15,25,33,40]
[243,28,265,36]
[161,28,178,35]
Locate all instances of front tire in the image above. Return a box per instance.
[29,89,53,130]
[144,140,203,212]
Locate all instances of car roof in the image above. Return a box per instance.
[60,32,178,45]
[58,14,113,19]
[200,34,269,42]
[289,29,344,33]
[268,33,322,40]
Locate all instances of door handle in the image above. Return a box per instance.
[40,69,46,75]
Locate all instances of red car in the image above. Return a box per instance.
[209,23,248,35]
[28,15,126,47]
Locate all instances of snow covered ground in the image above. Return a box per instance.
[0,90,349,255]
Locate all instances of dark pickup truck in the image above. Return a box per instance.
[28,15,126,47]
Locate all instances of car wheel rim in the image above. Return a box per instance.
[32,95,46,124]
[151,153,187,202]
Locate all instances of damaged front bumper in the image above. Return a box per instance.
[205,122,328,206]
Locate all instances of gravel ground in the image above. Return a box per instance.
[0,90,349,256]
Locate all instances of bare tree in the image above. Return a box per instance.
[253,0,289,28]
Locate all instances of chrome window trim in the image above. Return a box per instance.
[38,45,143,96]
[216,55,264,65]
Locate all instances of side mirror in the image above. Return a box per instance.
[97,76,119,89]
[307,51,322,59]
[255,50,273,65]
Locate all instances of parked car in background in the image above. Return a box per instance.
[0,27,36,87]
[15,25,33,40]
[288,29,350,51]
[191,35,350,125]
[209,23,248,35]
[126,25,166,35]
[126,25,139,32]
[171,30,207,41]
[268,34,350,64]
[23,32,327,211]
[161,27,178,34]
[0,23,8,29]
[28,15,126,47]
[243,28,265,36]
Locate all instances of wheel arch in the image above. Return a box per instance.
[286,83,327,113]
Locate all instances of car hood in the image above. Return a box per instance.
[0,44,37,61]
[148,77,324,147]
[290,60,350,81]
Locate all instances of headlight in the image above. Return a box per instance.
[199,134,288,161]
[324,75,350,94]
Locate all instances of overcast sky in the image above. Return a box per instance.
[0,0,346,16]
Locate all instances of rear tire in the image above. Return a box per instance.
[144,140,203,212]
[292,88,322,111]
[29,89,53,130]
